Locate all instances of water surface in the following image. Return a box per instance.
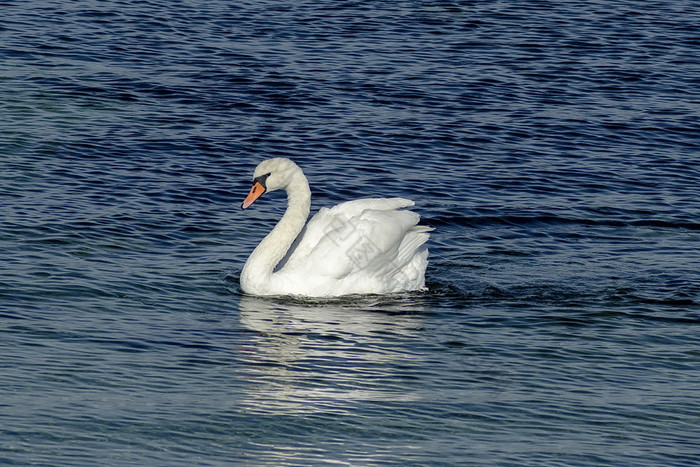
[2,1,699,465]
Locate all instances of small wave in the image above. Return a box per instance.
[428,213,700,231]
[425,276,699,311]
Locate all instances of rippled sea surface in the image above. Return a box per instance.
[2,1,700,465]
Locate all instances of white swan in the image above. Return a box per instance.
[239,158,431,297]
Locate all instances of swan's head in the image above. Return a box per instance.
[241,158,303,209]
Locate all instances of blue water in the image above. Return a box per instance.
[2,1,700,465]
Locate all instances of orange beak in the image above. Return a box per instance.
[241,181,266,209]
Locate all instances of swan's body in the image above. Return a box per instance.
[240,158,431,297]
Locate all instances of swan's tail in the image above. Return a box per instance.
[387,223,432,292]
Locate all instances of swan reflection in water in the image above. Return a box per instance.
[236,294,427,415]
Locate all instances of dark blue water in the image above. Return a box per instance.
[2,1,699,465]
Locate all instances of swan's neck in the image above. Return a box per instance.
[241,172,310,295]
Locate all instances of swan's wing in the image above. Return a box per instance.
[281,198,415,269]
[281,198,430,283]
